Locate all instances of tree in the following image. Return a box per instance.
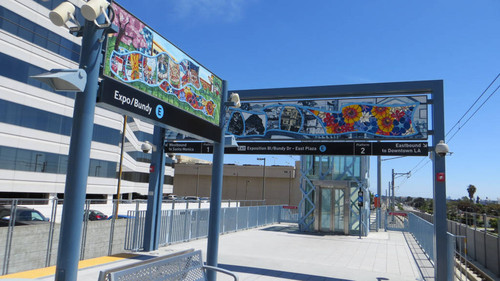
[467,184,476,202]
[412,197,426,208]
[111,4,149,52]
[457,197,475,212]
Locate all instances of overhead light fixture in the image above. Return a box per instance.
[224,135,238,147]
[226,92,241,108]
[141,141,157,153]
[81,0,111,28]
[49,2,80,31]
[31,69,87,92]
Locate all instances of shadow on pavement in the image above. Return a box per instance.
[219,264,353,281]
[259,225,327,237]
[403,231,434,280]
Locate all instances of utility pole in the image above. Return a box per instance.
[388,182,391,211]
[391,169,395,212]
[257,158,266,201]
[391,169,411,212]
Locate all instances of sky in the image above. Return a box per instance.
[116,0,500,200]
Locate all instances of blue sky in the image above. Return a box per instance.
[116,0,500,200]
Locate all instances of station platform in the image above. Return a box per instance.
[2,224,433,281]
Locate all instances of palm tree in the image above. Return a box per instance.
[467,184,476,202]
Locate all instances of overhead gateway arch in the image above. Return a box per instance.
[167,80,448,280]
[223,80,448,281]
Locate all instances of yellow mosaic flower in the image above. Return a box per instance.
[342,105,362,124]
[377,112,395,133]
[371,106,390,119]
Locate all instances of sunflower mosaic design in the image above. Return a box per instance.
[310,103,417,137]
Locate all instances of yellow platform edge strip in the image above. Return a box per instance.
[0,253,138,279]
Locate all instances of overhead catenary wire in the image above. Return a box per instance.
[396,159,430,188]
[445,72,500,141]
[447,82,500,143]
[394,73,500,187]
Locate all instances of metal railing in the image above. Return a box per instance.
[278,206,299,223]
[413,210,500,278]
[407,212,455,281]
[384,211,409,231]
[125,205,283,251]
[0,198,290,275]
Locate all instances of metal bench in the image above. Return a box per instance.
[98,249,238,281]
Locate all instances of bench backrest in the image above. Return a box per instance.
[99,249,207,281]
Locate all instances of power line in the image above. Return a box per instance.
[381,156,406,161]
[381,74,499,190]
[447,83,500,143]
[411,159,431,176]
[396,158,431,189]
[446,73,500,140]
[409,157,427,173]
[389,73,500,189]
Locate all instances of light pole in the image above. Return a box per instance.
[245,180,250,201]
[235,171,239,200]
[285,169,293,205]
[257,157,266,201]
[196,165,200,197]
[33,1,115,280]
[115,115,127,205]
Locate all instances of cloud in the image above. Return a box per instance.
[169,0,248,23]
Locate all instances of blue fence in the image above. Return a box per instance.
[125,205,284,251]
[279,206,299,223]
[385,211,409,231]
[407,213,455,281]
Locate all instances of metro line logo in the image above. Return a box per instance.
[156,105,164,119]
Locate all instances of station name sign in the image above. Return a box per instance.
[98,2,223,142]
[165,141,429,156]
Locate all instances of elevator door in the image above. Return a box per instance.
[319,187,349,234]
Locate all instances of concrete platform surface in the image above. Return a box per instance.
[167,224,425,281]
[9,224,430,280]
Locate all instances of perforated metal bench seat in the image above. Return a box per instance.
[98,249,238,281]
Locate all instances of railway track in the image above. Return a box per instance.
[454,252,496,281]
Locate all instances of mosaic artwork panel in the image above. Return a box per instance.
[226,97,427,140]
[102,2,222,125]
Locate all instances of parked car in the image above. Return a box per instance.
[183,196,199,201]
[83,210,108,221]
[0,205,49,226]
[165,194,177,200]
[108,214,134,220]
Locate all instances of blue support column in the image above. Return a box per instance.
[143,126,166,251]
[54,18,104,281]
[206,80,228,281]
[377,155,381,231]
[431,81,450,280]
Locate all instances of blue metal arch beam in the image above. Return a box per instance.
[233,80,441,100]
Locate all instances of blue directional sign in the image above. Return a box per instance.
[165,141,429,156]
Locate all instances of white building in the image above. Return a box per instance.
[0,0,174,202]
